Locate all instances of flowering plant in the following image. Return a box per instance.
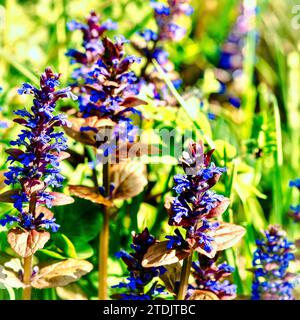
[252,225,296,300]
[65,12,149,300]
[187,255,237,300]
[0,68,92,300]
[142,140,245,299]
[66,12,145,154]
[133,0,193,106]
[211,2,257,111]
[0,68,76,240]
[113,228,167,300]
[0,0,299,303]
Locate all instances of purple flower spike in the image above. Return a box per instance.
[133,0,193,107]
[162,140,240,259]
[187,255,236,300]
[113,228,167,300]
[67,13,146,152]
[252,225,296,300]
[0,67,73,233]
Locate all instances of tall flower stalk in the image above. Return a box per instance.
[0,68,77,299]
[142,140,245,300]
[251,225,296,300]
[211,1,257,111]
[66,12,147,299]
[133,0,193,106]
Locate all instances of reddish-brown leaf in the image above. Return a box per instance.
[206,198,230,219]
[102,37,119,60]
[103,80,119,87]
[35,206,54,219]
[164,196,174,215]
[64,125,97,147]
[126,142,160,158]
[211,222,246,251]
[110,161,147,200]
[159,262,181,294]
[142,241,190,268]
[5,148,24,160]
[120,97,147,108]
[47,192,74,207]
[7,229,50,258]
[13,118,28,125]
[59,106,78,116]
[31,259,93,289]
[68,185,114,207]
[0,189,21,203]
[188,290,219,300]
[112,142,160,161]
[64,117,116,147]
[84,116,115,129]
[55,151,71,161]
[194,239,218,259]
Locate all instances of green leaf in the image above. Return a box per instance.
[38,249,67,260]
[214,140,237,159]
[152,59,214,149]
[0,48,39,85]
[52,234,77,259]
[137,203,157,231]
[74,242,94,260]
[53,198,102,244]
[184,96,212,138]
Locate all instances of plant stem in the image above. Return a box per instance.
[177,252,193,300]
[98,161,110,300]
[23,255,32,300]
[177,225,195,300]
[23,196,37,300]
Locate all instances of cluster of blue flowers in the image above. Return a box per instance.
[0,68,76,232]
[165,141,228,258]
[212,2,257,109]
[113,228,167,300]
[66,11,117,82]
[151,0,193,41]
[289,179,300,222]
[66,12,144,153]
[77,36,142,120]
[252,225,295,300]
[134,0,193,106]
[187,255,237,300]
[68,11,117,46]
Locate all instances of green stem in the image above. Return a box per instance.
[98,161,110,300]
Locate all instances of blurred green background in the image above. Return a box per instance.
[0,0,299,300]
